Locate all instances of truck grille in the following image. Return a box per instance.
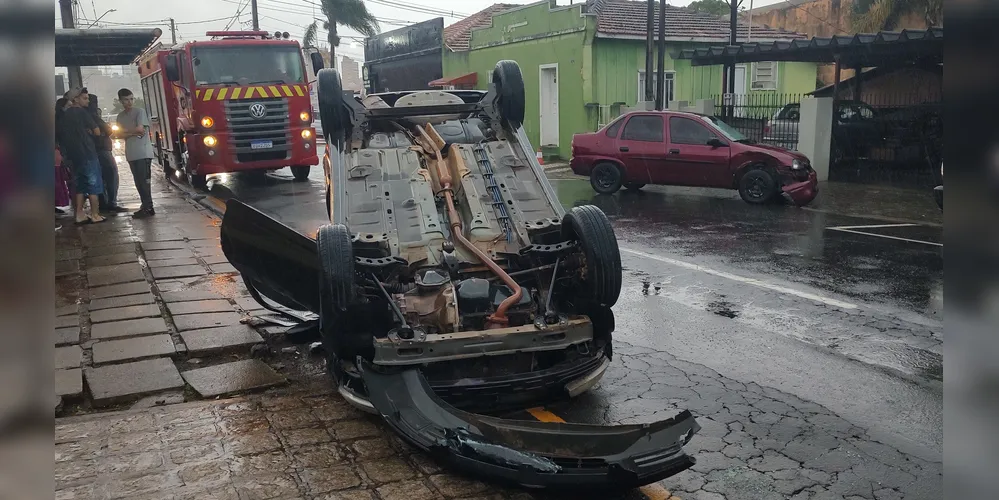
[224,97,291,163]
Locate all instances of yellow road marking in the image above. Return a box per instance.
[526,407,564,423]
[525,407,679,500]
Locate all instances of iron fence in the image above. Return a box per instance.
[828,93,942,188]
[711,93,804,151]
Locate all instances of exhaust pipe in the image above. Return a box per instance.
[414,124,523,328]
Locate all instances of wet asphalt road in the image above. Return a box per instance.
[189,150,943,498]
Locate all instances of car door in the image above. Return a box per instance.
[660,115,732,187]
[615,114,666,184]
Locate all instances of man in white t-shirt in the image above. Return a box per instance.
[115,88,156,218]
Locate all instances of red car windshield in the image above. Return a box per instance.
[699,115,751,142]
[192,45,305,86]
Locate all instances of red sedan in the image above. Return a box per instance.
[569,110,818,206]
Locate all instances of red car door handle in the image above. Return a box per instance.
[669,149,680,154]
[619,146,629,152]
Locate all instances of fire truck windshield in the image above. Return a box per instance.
[191,45,305,86]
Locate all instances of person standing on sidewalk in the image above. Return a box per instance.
[87,94,127,214]
[115,88,155,218]
[58,87,106,225]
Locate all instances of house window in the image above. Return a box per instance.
[638,71,675,103]
[751,61,778,90]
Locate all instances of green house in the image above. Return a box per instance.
[438,0,817,159]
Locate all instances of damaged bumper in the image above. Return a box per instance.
[781,171,819,207]
[361,364,700,491]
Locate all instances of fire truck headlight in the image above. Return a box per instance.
[203,135,218,147]
[201,116,214,128]
[299,111,310,122]
[301,129,313,140]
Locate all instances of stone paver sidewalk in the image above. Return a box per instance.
[55,391,540,500]
[55,155,286,414]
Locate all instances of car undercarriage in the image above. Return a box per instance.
[219,60,699,491]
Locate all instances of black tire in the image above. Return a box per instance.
[317,223,355,312]
[491,60,526,127]
[590,163,623,194]
[738,168,776,204]
[317,68,349,147]
[189,172,207,189]
[562,205,623,307]
[624,182,646,191]
[317,223,358,360]
[291,165,310,181]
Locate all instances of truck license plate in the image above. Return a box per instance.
[250,140,273,150]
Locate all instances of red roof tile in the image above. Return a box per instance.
[593,0,806,41]
[443,3,520,52]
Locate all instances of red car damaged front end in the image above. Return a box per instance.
[781,169,819,206]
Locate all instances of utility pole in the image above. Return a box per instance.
[655,0,666,110]
[170,18,177,44]
[251,0,260,30]
[58,0,83,89]
[726,0,739,117]
[644,0,654,104]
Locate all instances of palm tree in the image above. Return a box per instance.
[302,0,380,62]
[850,0,943,33]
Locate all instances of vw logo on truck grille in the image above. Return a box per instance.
[248,103,268,119]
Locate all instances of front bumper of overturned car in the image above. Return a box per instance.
[360,364,700,491]
[341,351,611,415]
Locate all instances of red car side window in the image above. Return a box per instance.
[669,117,716,145]
[621,115,664,142]
[605,118,624,138]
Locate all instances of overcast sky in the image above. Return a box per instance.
[58,0,786,62]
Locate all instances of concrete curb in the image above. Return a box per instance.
[158,162,228,218]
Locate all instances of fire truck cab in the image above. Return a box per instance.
[137,31,324,187]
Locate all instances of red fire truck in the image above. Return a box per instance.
[136,31,325,187]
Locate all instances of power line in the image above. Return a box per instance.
[364,0,469,19]
[254,0,413,26]
[96,16,238,27]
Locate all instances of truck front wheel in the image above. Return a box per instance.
[291,165,310,181]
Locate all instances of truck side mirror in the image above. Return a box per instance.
[310,52,324,76]
[165,54,180,82]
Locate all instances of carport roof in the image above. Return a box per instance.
[674,28,943,68]
[56,28,163,67]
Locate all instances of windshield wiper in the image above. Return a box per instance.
[248,80,288,85]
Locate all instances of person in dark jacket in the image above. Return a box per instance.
[87,94,126,213]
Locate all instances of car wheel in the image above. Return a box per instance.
[491,60,526,127]
[291,165,310,181]
[738,168,776,204]
[317,223,355,312]
[317,68,349,148]
[562,205,623,307]
[624,182,646,191]
[589,163,623,194]
[188,172,207,189]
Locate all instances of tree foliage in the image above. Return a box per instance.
[687,0,732,17]
[303,0,380,62]
[850,0,943,33]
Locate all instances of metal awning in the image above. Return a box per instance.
[55,28,163,67]
[675,28,943,68]
[429,72,478,88]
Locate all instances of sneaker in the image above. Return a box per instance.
[108,205,130,213]
[131,208,154,219]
